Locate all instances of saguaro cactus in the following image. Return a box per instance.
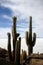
[15,37,21,65]
[7,33,13,61]
[26,16,36,55]
[12,16,19,61]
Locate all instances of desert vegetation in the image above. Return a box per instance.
[0,16,43,65]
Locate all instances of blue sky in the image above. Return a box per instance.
[0,6,12,27]
[0,0,43,53]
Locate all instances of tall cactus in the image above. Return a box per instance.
[26,16,36,55]
[12,16,19,62]
[15,37,21,65]
[7,33,13,61]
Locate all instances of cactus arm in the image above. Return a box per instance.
[15,37,21,65]
[7,33,13,61]
[32,33,36,46]
[25,31,29,46]
[16,33,20,38]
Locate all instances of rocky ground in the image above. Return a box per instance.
[0,48,43,65]
[29,59,43,65]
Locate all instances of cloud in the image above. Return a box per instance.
[33,38,43,53]
[21,38,28,53]
[0,0,43,38]
[1,15,12,21]
[0,39,7,50]
[0,38,13,50]
[0,38,43,54]
[0,28,12,39]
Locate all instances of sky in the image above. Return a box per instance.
[0,0,43,53]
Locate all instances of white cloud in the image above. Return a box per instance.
[0,38,43,54]
[0,38,13,50]
[21,38,28,54]
[0,28,12,39]
[0,39,7,50]
[33,38,43,53]
[1,0,43,37]
[2,15,12,21]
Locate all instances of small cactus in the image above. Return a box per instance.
[22,50,27,60]
[26,16,36,55]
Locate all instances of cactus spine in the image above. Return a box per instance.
[12,17,19,61]
[26,16,36,55]
[7,33,13,61]
[15,37,21,65]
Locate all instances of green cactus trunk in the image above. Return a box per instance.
[15,37,21,65]
[7,33,13,61]
[12,17,16,62]
[12,17,19,62]
[28,45,30,55]
[29,16,33,54]
[30,46,33,54]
